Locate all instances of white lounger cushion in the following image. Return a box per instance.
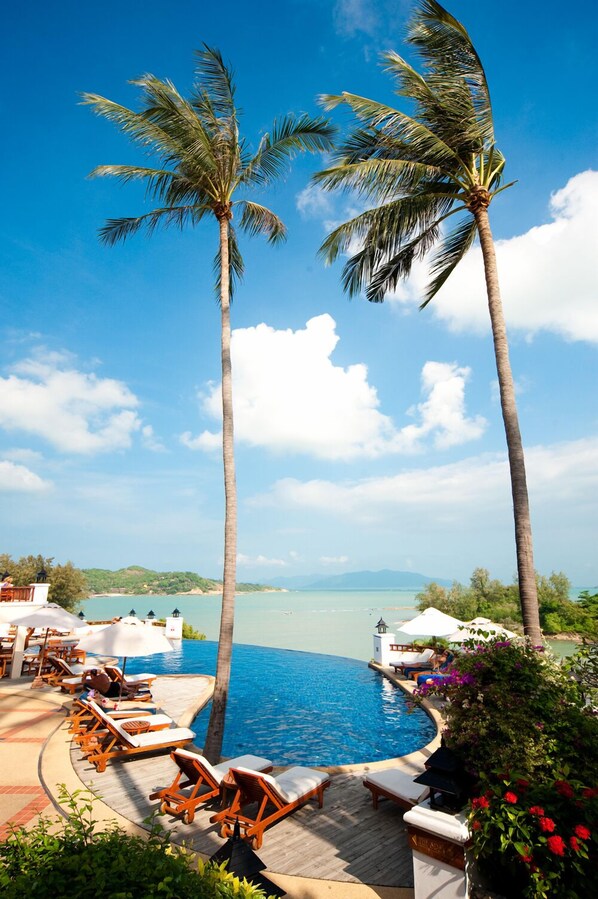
[88,700,173,737]
[174,748,272,783]
[127,727,195,748]
[364,769,429,805]
[235,765,330,804]
[390,649,435,666]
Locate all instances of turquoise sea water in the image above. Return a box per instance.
[82,589,422,661]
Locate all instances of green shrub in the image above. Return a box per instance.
[0,788,274,899]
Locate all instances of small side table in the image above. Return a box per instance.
[120,719,151,736]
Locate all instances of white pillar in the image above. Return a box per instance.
[165,616,183,639]
[31,583,50,603]
[9,626,28,678]
[403,802,470,899]
[372,629,397,667]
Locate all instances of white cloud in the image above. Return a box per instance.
[0,460,52,493]
[320,555,349,565]
[388,170,598,344]
[333,0,378,37]
[141,424,166,453]
[253,436,598,522]
[0,355,142,453]
[2,448,43,464]
[237,553,288,568]
[182,315,485,460]
[296,185,333,218]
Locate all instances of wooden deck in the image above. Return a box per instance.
[72,749,415,887]
[69,674,419,888]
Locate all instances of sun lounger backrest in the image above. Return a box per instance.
[173,749,221,786]
[231,767,283,804]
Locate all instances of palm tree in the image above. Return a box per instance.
[315,0,542,643]
[82,47,335,759]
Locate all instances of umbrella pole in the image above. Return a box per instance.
[31,628,50,690]
[117,656,128,706]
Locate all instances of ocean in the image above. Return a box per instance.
[80,589,578,660]
[81,589,421,661]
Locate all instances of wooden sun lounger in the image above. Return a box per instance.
[210,765,330,848]
[149,748,273,823]
[69,699,171,749]
[104,665,157,689]
[80,701,195,772]
[363,768,429,811]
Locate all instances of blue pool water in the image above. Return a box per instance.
[126,640,436,767]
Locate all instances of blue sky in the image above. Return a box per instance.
[1,0,597,587]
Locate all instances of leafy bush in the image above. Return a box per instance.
[415,640,598,896]
[0,788,274,899]
[0,554,87,612]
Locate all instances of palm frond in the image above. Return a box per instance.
[421,213,477,306]
[241,114,335,187]
[89,164,177,203]
[80,92,186,162]
[408,0,494,144]
[238,201,286,244]
[98,205,208,245]
[194,45,237,120]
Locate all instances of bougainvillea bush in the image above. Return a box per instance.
[415,640,598,897]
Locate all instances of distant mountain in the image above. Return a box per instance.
[269,568,452,590]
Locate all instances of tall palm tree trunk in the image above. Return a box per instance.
[474,206,542,644]
[203,213,238,762]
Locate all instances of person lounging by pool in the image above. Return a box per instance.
[81,668,140,700]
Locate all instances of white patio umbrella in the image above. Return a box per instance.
[394,607,465,638]
[76,615,173,701]
[448,617,516,644]
[0,603,90,682]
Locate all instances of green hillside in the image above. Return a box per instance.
[82,566,273,595]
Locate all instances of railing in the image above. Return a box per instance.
[0,586,35,602]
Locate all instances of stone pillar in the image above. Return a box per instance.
[372,629,397,667]
[165,615,183,639]
[403,802,470,899]
[9,626,28,679]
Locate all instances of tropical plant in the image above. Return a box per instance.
[0,787,275,898]
[315,0,541,643]
[0,554,87,613]
[82,47,334,760]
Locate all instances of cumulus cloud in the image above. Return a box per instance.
[0,460,52,492]
[388,170,598,344]
[182,315,485,460]
[0,355,142,453]
[141,424,166,453]
[252,436,598,522]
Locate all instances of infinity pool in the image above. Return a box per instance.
[126,640,435,767]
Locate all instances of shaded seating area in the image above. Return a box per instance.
[150,748,273,823]
[363,768,430,811]
[80,700,195,772]
[210,765,331,848]
[410,651,455,683]
[105,665,156,690]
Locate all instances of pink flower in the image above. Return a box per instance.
[574,824,591,840]
[547,835,566,856]
[504,791,518,805]
[529,806,545,816]
[539,817,556,833]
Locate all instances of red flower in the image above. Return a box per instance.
[574,824,591,840]
[582,787,598,799]
[529,806,545,816]
[520,846,533,864]
[547,835,566,856]
[516,779,530,791]
[539,817,556,833]
[569,837,580,852]
[504,791,518,804]
[554,780,574,798]
[472,796,490,810]
[472,820,481,831]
